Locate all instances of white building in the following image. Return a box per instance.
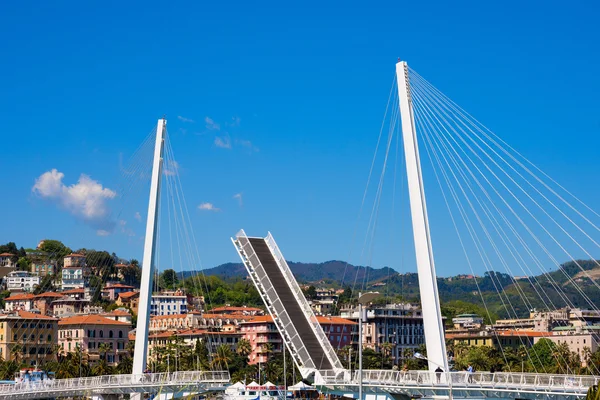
[341,303,427,363]
[452,313,484,329]
[4,293,35,311]
[150,290,188,316]
[4,271,40,292]
[61,254,91,291]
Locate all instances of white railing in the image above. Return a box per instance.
[319,369,598,394]
[265,232,343,371]
[0,371,230,397]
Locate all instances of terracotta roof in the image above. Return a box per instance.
[34,292,65,299]
[210,306,263,312]
[118,291,139,299]
[59,314,131,326]
[202,313,253,320]
[177,328,208,335]
[316,316,357,325]
[65,253,85,258]
[0,253,15,257]
[151,313,190,321]
[5,293,36,301]
[446,330,554,339]
[62,289,85,294]
[102,309,131,316]
[103,284,134,290]
[115,263,129,268]
[17,310,58,320]
[244,315,356,325]
[243,315,275,324]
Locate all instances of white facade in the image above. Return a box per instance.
[150,291,188,316]
[341,303,426,363]
[62,267,86,290]
[4,293,35,311]
[452,314,484,329]
[4,271,40,292]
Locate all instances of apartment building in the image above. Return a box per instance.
[58,314,131,366]
[0,311,58,365]
[150,290,187,316]
[340,303,427,363]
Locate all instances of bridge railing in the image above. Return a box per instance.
[320,370,599,391]
[265,232,343,371]
[233,231,315,371]
[0,371,230,394]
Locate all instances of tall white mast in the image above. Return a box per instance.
[395,61,448,372]
[132,118,166,378]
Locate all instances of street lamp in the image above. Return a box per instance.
[414,352,453,400]
[357,292,380,400]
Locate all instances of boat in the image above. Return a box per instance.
[286,382,320,399]
[14,368,55,384]
[225,381,284,400]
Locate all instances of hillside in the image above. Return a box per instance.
[190,259,600,319]
[182,260,395,286]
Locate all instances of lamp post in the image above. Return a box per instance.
[357,292,380,400]
[414,352,453,400]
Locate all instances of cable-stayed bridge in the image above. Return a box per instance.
[5,60,600,399]
[231,60,600,399]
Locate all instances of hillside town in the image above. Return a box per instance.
[0,240,598,380]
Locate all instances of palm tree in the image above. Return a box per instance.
[98,342,111,364]
[92,359,113,376]
[11,344,23,364]
[117,355,133,374]
[211,344,233,369]
[236,339,252,357]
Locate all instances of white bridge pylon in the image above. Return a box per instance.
[396,60,448,372]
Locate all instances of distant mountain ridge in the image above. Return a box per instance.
[181,260,395,285]
[180,259,600,319]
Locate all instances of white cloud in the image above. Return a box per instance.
[177,116,195,123]
[97,229,110,236]
[236,139,259,152]
[198,202,220,212]
[205,116,220,131]
[164,160,179,176]
[233,193,243,207]
[214,136,232,149]
[134,211,142,222]
[227,116,241,127]
[32,169,116,231]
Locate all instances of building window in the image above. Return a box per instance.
[109,330,113,338]
[99,331,104,338]
[118,331,123,338]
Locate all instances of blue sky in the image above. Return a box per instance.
[1,1,599,277]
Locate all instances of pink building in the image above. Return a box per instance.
[241,315,356,365]
[101,283,135,301]
[241,315,283,365]
[58,314,131,366]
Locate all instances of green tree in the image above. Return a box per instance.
[98,343,110,363]
[211,344,233,369]
[303,286,317,300]
[38,240,71,266]
[236,338,252,358]
[160,269,179,289]
[92,359,113,376]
